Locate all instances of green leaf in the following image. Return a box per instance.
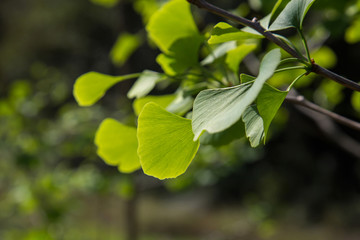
[200,120,245,147]
[208,22,263,45]
[225,43,257,74]
[147,0,204,75]
[110,33,141,66]
[73,72,139,107]
[146,0,200,53]
[352,91,360,113]
[156,35,203,75]
[240,74,256,83]
[201,41,237,66]
[133,95,176,116]
[242,105,264,147]
[90,0,119,8]
[137,103,200,179]
[166,93,194,116]
[127,70,165,99]
[95,118,140,173]
[269,0,316,31]
[192,49,281,140]
[257,84,288,141]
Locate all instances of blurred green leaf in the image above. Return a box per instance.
[226,43,257,74]
[345,17,360,44]
[352,91,360,113]
[208,22,263,45]
[192,49,281,140]
[146,0,201,53]
[133,94,176,116]
[156,36,203,75]
[137,103,200,179]
[269,0,316,31]
[127,70,165,99]
[312,46,337,68]
[201,41,237,66]
[147,0,203,75]
[110,33,141,66]
[95,118,140,173]
[90,0,119,8]
[240,74,256,83]
[73,72,139,107]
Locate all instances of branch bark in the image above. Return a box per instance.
[285,91,360,132]
[187,0,360,92]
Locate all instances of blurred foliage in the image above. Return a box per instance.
[1,0,360,239]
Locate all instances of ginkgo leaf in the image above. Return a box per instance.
[200,120,245,147]
[257,84,288,141]
[127,70,165,99]
[73,72,139,107]
[242,105,264,147]
[95,118,140,173]
[147,0,203,75]
[192,49,281,140]
[146,0,200,53]
[269,0,316,31]
[225,44,257,74]
[133,95,176,116]
[201,41,237,66]
[208,22,263,45]
[110,33,141,66]
[137,103,200,180]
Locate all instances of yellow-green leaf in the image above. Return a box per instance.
[137,103,200,179]
[95,118,140,173]
[73,72,139,107]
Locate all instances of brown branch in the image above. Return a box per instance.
[285,93,360,132]
[187,0,360,92]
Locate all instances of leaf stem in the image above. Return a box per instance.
[298,29,311,63]
[287,71,308,91]
[275,66,306,73]
[279,58,302,65]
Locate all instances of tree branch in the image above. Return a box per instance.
[187,0,360,92]
[285,93,360,132]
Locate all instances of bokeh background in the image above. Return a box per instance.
[1,0,360,239]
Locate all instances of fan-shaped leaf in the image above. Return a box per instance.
[95,118,140,173]
[269,0,316,31]
[192,49,281,140]
[73,72,138,107]
[208,22,263,45]
[137,103,200,179]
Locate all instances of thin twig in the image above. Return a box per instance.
[285,94,360,132]
[187,0,360,92]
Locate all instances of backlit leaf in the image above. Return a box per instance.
[133,95,176,116]
[201,41,237,66]
[192,49,281,140]
[269,0,316,31]
[127,70,165,99]
[146,0,200,53]
[208,22,263,45]
[110,33,141,66]
[95,118,140,173]
[73,72,138,107]
[137,103,200,179]
[226,44,257,74]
